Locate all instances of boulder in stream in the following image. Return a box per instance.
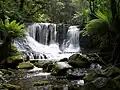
[42,61,72,76]
[7,55,23,68]
[17,61,34,69]
[68,54,90,68]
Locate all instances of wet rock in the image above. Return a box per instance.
[28,66,43,73]
[86,53,104,64]
[0,71,4,83]
[59,58,68,62]
[33,81,49,86]
[71,80,84,86]
[1,84,20,90]
[66,69,86,80]
[77,80,84,86]
[42,61,72,76]
[90,63,102,70]
[92,77,108,88]
[7,55,23,68]
[68,54,90,68]
[79,31,92,51]
[54,62,72,76]
[80,83,97,90]
[42,61,55,72]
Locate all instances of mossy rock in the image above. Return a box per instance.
[7,55,23,68]
[1,84,20,90]
[68,54,90,68]
[7,55,23,63]
[31,61,45,68]
[42,62,55,72]
[33,81,49,86]
[42,61,72,76]
[17,62,34,69]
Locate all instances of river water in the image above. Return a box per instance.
[11,23,82,90]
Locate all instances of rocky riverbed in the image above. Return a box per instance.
[0,53,120,90]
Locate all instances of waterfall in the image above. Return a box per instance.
[62,26,80,52]
[28,23,56,45]
[14,23,80,60]
[15,23,61,60]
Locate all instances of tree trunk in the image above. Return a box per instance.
[110,0,120,64]
[19,0,24,11]
[110,0,117,20]
[0,36,11,68]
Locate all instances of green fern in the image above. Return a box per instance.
[84,19,108,35]
[84,11,111,35]
[3,18,26,39]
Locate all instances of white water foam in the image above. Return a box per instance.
[15,23,80,60]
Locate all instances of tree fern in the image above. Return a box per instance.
[84,19,109,35]
[84,10,111,35]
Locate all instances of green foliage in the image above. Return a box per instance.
[33,14,51,22]
[6,18,25,38]
[17,62,34,69]
[84,19,108,35]
[0,18,26,41]
[0,18,26,62]
[73,9,90,24]
[84,10,111,35]
[95,10,112,23]
[0,0,49,22]
[72,0,90,24]
[0,0,76,24]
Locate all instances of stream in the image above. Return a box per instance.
[6,68,84,90]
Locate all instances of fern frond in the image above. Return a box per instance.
[85,19,108,35]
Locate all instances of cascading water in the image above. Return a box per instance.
[28,23,56,45]
[62,26,80,52]
[15,23,61,60]
[15,23,81,60]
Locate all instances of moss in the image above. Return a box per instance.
[6,55,23,68]
[68,54,90,68]
[9,45,21,56]
[17,62,34,69]
[42,62,55,72]
[33,81,49,86]
[51,65,60,73]
[7,55,23,64]
[31,61,44,68]
[1,84,20,90]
